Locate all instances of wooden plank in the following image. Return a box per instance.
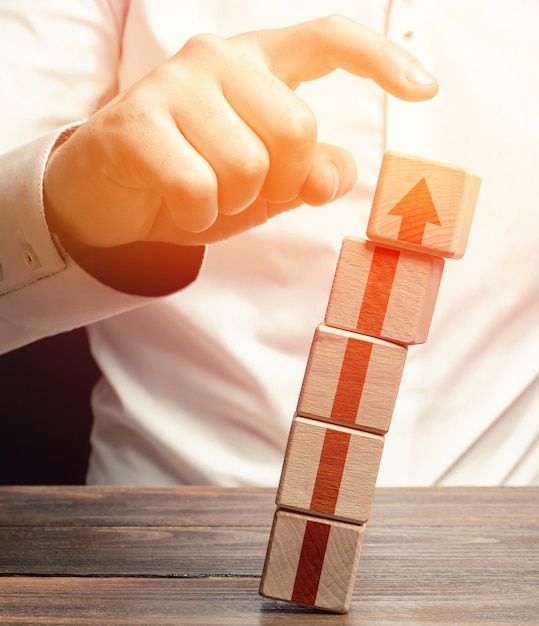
[0,486,537,530]
[0,525,267,577]
[0,486,275,527]
[366,150,481,259]
[297,324,407,434]
[0,575,535,626]
[324,238,444,345]
[0,488,537,624]
[276,417,384,523]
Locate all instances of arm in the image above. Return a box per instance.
[45,15,438,249]
[1,11,437,353]
[0,0,175,353]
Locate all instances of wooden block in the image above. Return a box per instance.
[276,416,384,524]
[259,509,365,613]
[297,324,406,434]
[366,150,481,259]
[325,238,444,345]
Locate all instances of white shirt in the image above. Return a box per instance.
[1,0,538,486]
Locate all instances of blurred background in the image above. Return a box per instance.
[0,329,99,484]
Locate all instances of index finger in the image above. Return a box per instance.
[242,14,438,102]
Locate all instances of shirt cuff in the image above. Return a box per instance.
[0,127,204,353]
[0,127,74,295]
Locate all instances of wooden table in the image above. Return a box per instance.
[0,486,537,624]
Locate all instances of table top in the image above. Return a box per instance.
[0,486,537,625]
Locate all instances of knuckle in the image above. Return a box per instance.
[312,14,352,47]
[180,166,218,206]
[311,15,356,68]
[316,13,351,32]
[233,144,270,183]
[159,157,217,210]
[180,32,228,60]
[275,103,317,148]
[103,87,164,136]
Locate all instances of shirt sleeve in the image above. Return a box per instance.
[0,1,204,353]
[0,128,202,354]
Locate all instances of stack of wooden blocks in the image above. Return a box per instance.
[259,151,481,613]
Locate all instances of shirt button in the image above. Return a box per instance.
[21,242,41,270]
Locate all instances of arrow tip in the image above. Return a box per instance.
[388,178,441,245]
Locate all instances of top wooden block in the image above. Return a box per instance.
[366,151,481,259]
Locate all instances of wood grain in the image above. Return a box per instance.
[276,417,384,523]
[366,150,481,259]
[0,486,537,624]
[259,509,365,613]
[0,485,274,526]
[324,238,444,345]
[297,324,407,434]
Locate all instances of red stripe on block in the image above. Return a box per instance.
[331,338,373,424]
[291,520,331,606]
[310,429,351,515]
[356,246,400,336]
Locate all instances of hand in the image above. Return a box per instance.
[44,15,438,249]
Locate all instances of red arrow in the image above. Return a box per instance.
[310,428,351,515]
[388,178,441,245]
[292,519,330,606]
[356,245,400,337]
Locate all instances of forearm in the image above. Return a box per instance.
[0,128,204,355]
[0,132,140,353]
[0,0,200,353]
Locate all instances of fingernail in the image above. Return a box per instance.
[404,61,437,86]
[328,162,340,202]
